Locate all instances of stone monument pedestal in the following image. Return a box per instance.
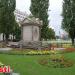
[20,41,42,49]
[20,17,42,49]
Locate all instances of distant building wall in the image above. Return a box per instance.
[0,34,3,41]
[14,9,28,23]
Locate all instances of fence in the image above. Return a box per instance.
[42,40,73,49]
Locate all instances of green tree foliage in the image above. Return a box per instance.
[12,22,21,41]
[0,0,16,42]
[62,0,75,45]
[30,0,50,40]
[46,27,55,40]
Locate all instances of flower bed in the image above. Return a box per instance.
[38,54,74,68]
[0,49,63,55]
[64,48,75,53]
[26,50,62,55]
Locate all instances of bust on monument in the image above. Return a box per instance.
[20,16,42,49]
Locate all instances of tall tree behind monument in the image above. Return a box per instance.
[30,0,49,40]
[0,0,16,42]
[62,0,75,45]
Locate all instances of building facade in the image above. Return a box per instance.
[14,9,28,23]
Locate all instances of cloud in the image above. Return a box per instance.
[16,0,31,14]
[49,0,63,35]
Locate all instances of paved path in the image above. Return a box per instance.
[0,48,12,51]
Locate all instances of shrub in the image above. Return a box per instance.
[62,44,72,48]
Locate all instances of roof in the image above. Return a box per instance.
[20,17,42,27]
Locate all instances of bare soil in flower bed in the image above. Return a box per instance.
[63,48,75,53]
[38,58,74,68]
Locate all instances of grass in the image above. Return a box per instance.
[0,52,75,75]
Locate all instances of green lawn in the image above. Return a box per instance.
[0,52,75,75]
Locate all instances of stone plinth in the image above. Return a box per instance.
[20,17,42,49]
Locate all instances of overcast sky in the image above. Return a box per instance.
[16,0,63,35]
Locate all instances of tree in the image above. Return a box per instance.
[62,0,75,45]
[46,27,55,40]
[0,0,16,42]
[30,0,49,40]
[12,22,21,41]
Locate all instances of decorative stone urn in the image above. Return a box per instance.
[20,17,42,49]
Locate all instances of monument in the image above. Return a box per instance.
[20,17,42,49]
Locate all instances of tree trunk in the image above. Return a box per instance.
[5,34,9,44]
[3,33,5,42]
[12,34,15,41]
[71,38,74,46]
